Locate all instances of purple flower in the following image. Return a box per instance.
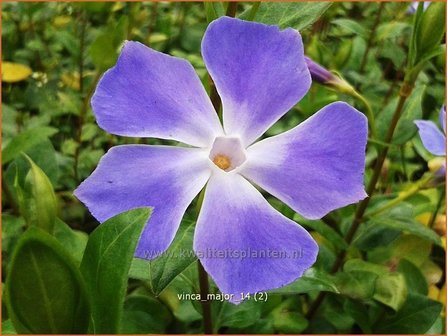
[414,105,446,173]
[75,17,368,302]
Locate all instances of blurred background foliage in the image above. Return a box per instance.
[1,1,446,334]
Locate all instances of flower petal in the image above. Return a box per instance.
[202,17,311,146]
[414,120,446,156]
[74,145,210,258]
[241,102,368,219]
[92,41,223,147]
[194,172,318,302]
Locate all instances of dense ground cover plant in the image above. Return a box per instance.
[2,2,446,334]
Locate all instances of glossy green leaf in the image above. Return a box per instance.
[241,2,332,30]
[5,227,90,334]
[335,270,377,300]
[415,2,446,63]
[2,127,57,165]
[5,140,60,187]
[53,218,88,264]
[368,204,441,246]
[269,298,308,333]
[373,273,407,311]
[342,259,407,310]
[215,299,262,330]
[21,154,58,233]
[343,258,388,275]
[397,258,428,295]
[120,295,172,334]
[80,208,151,334]
[343,300,372,333]
[129,218,196,295]
[373,294,442,333]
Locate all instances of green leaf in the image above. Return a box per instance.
[332,18,369,39]
[376,21,410,41]
[215,299,262,330]
[89,16,128,71]
[335,270,377,300]
[415,2,446,64]
[353,223,400,250]
[344,258,389,275]
[296,215,348,251]
[21,154,58,233]
[120,295,172,334]
[373,294,442,333]
[2,214,25,256]
[376,85,425,145]
[269,298,308,333]
[269,268,339,294]
[397,259,428,295]
[368,203,441,246]
[2,127,57,165]
[342,259,407,310]
[204,2,225,22]
[129,218,196,295]
[2,320,17,335]
[343,300,372,333]
[241,2,332,30]
[5,227,90,334]
[80,208,151,334]
[373,273,407,311]
[53,218,88,264]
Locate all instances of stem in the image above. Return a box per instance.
[350,90,377,138]
[195,188,213,334]
[73,11,87,183]
[225,2,238,17]
[428,187,445,228]
[365,174,433,218]
[73,72,101,182]
[334,82,413,270]
[198,261,213,334]
[360,2,385,73]
[306,81,414,320]
[78,11,86,94]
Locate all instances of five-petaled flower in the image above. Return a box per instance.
[414,105,446,174]
[75,17,368,303]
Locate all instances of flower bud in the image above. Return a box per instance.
[304,56,355,94]
[415,2,446,63]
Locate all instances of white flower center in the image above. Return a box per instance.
[209,136,246,172]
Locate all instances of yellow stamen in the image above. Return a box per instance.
[213,154,231,170]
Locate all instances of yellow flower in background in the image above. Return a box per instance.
[2,62,32,83]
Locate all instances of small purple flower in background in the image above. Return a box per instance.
[75,17,368,302]
[414,106,446,174]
